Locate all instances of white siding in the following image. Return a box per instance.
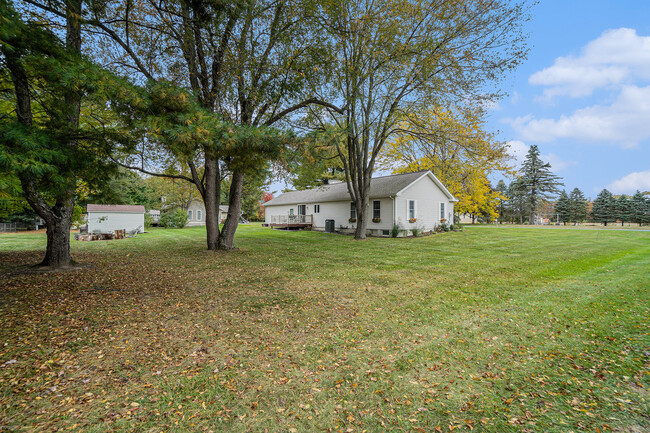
[88,212,144,233]
[395,175,454,231]
[265,197,395,235]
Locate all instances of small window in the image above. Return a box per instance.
[188,210,193,220]
[314,204,320,213]
[382,230,390,236]
[197,210,202,221]
[289,208,294,215]
[350,202,357,219]
[440,203,445,220]
[408,200,415,219]
[373,200,381,219]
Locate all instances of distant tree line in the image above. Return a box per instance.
[590,189,650,226]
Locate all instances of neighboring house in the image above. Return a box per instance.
[185,198,229,226]
[263,171,457,236]
[87,204,145,234]
[148,209,161,225]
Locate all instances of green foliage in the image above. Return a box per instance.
[591,189,616,225]
[391,223,401,238]
[518,145,563,224]
[71,205,85,229]
[159,208,188,229]
[410,226,422,237]
[568,188,589,223]
[144,213,153,229]
[554,190,571,224]
[435,222,450,233]
[631,191,650,225]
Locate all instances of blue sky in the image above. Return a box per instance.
[494,0,650,199]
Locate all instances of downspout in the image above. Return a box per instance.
[391,196,396,228]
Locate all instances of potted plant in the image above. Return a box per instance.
[348,218,357,223]
[440,218,447,224]
[372,217,381,223]
[409,218,417,223]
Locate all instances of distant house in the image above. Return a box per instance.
[185,198,229,226]
[263,171,457,236]
[87,204,145,234]
[147,209,161,225]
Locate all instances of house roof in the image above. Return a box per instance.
[87,204,146,213]
[264,171,456,206]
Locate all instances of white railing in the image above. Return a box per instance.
[270,214,313,225]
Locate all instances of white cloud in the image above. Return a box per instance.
[508,85,650,147]
[529,28,650,99]
[607,170,650,194]
[506,140,575,173]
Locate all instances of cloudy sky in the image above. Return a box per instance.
[495,0,650,198]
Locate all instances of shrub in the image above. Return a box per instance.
[144,213,153,229]
[160,208,188,229]
[411,226,423,237]
[449,224,462,232]
[391,224,401,238]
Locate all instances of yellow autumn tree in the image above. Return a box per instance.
[379,105,511,221]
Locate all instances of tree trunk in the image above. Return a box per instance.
[354,196,369,240]
[218,171,244,249]
[41,201,74,267]
[203,157,220,250]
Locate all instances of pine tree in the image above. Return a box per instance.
[554,190,570,225]
[568,188,588,223]
[519,145,563,224]
[507,179,528,224]
[591,189,616,226]
[615,194,632,227]
[630,191,650,225]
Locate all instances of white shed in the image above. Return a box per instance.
[87,204,145,234]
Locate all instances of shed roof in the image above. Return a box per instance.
[87,204,146,213]
[264,171,456,206]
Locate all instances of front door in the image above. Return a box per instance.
[298,204,306,215]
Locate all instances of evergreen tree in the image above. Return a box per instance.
[568,188,589,223]
[554,190,570,225]
[0,0,127,267]
[495,180,508,223]
[591,189,616,226]
[507,179,528,224]
[630,191,650,225]
[519,145,563,224]
[615,194,632,227]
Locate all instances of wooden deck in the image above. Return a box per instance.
[269,214,313,229]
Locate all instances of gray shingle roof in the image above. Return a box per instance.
[264,171,440,206]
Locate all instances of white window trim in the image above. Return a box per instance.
[188,210,193,220]
[197,210,202,221]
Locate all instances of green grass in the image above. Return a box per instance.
[0,225,648,432]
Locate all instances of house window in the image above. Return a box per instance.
[373,200,381,219]
[188,210,193,220]
[289,208,294,215]
[298,204,306,215]
[408,200,415,219]
[197,210,202,221]
[440,203,445,220]
[350,202,357,219]
[314,204,320,213]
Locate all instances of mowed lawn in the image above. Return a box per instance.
[0,226,648,432]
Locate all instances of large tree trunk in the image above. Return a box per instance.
[218,171,244,250]
[41,201,75,267]
[353,199,368,240]
[203,157,220,250]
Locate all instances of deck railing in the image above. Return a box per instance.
[270,214,313,225]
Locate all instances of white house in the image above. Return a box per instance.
[185,199,229,226]
[263,171,457,236]
[87,204,145,234]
